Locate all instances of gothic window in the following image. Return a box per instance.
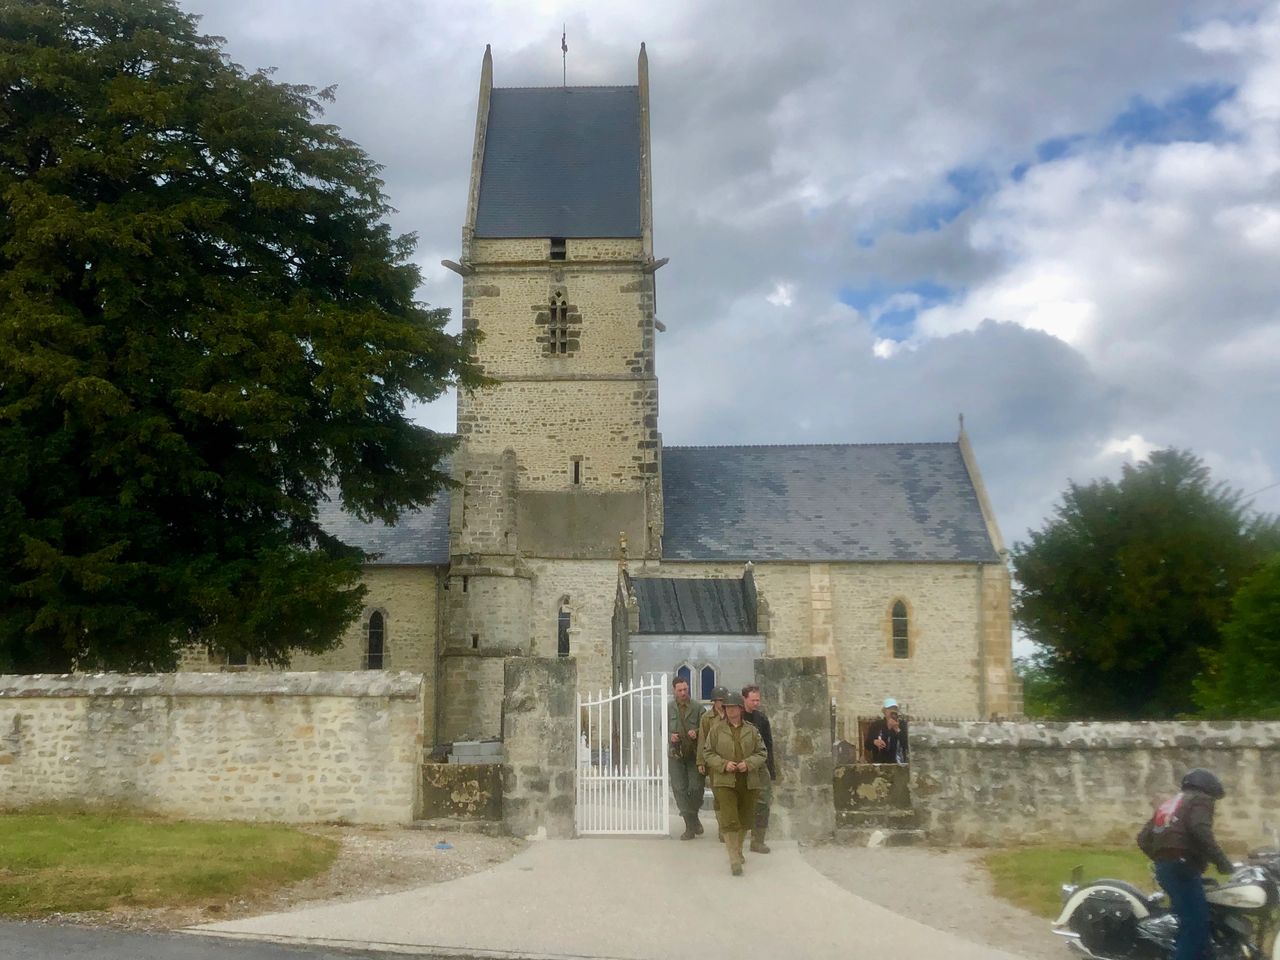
[557,598,572,657]
[366,611,386,669]
[699,663,717,700]
[675,663,693,689]
[549,293,569,355]
[891,600,910,659]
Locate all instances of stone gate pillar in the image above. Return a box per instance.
[756,656,836,841]
[502,657,577,838]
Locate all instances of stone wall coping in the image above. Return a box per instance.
[0,671,425,700]
[912,719,1280,749]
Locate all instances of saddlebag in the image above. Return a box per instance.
[1070,888,1141,956]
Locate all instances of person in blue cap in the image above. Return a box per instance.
[863,697,908,764]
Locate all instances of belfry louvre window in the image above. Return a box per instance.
[549,293,569,355]
[891,601,909,659]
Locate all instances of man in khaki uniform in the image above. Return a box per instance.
[667,677,706,840]
[696,686,728,840]
[703,691,768,876]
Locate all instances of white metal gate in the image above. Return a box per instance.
[576,673,669,835]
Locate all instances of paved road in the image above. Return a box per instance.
[193,838,1033,960]
[0,921,423,960]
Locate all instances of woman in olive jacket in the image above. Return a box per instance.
[702,692,769,876]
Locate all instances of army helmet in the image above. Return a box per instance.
[723,691,745,708]
[710,685,730,702]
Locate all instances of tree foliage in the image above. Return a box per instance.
[1196,555,1280,718]
[0,0,480,672]
[1011,449,1280,718]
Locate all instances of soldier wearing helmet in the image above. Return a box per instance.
[703,691,768,876]
[696,686,729,840]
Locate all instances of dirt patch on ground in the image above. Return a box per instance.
[28,825,525,933]
[800,845,1062,960]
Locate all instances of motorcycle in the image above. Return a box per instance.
[1052,842,1280,959]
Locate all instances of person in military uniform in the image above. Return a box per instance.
[696,686,728,841]
[703,691,768,876]
[667,676,707,840]
[741,684,775,854]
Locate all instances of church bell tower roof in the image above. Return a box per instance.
[474,85,643,239]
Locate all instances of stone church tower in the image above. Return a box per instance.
[306,44,1020,743]
[438,46,665,736]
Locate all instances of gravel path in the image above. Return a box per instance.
[800,845,1065,960]
[31,825,526,933]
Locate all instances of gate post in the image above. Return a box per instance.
[756,656,836,841]
[502,657,577,838]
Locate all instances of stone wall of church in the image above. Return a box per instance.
[0,672,424,824]
[656,560,1012,726]
[524,559,620,694]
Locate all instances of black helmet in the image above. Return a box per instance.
[1182,768,1225,800]
[710,686,730,702]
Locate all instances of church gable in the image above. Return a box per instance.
[475,86,643,239]
[660,443,1001,563]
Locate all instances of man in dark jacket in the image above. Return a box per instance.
[864,697,908,764]
[742,684,775,854]
[1137,768,1234,960]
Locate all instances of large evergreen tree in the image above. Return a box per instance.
[1196,555,1280,718]
[0,0,480,672]
[1012,449,1280,718]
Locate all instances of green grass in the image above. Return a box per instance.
[0,809,339,916]
[983,847,1155,918]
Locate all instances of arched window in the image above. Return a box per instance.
[675,663,693,689]
[366,611,385,669]
[557,597,571,657]
[891,600,909,659]
[699,664,717,700]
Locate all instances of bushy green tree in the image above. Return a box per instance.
[1011,450,1280,718]
[1196,555,1280,718]
[1014,650,1073,719]
[0,0,480,672]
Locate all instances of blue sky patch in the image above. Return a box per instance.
[839,281,958,341]
[1105,83,1235,145]
[903,164,999,233]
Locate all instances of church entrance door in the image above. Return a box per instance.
[575,674,670,835]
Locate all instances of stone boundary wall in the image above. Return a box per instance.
[0,672,424,825]
[911,720,1280,847]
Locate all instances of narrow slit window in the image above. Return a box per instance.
[366,611,385,670]
[461,575,469,593]
[557,603,571,657]
[892,600,910,659]
[471,633,480,650]
[549,237,567,260]
[571,457,582,485]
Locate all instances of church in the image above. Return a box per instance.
[296,45,1020,744]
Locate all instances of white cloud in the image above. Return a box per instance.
[765,282,794,307]
[1099,434,1159,462]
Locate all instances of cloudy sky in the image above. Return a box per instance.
[181,0,1280,547]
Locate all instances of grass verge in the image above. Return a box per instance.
[983,847,1154,918]
[0,808,339,917]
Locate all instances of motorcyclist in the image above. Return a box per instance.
[1137,768,1234,960]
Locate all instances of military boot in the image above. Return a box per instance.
[750,808,771,854]
[692,813,704,835]
[680,814,697,841]
[726,831,744,876]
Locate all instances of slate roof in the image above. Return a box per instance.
[630,577,756,635]
[315,489,451,565]
[660,443,999,563]
[315,443,998,566]
[474,86,642,238]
